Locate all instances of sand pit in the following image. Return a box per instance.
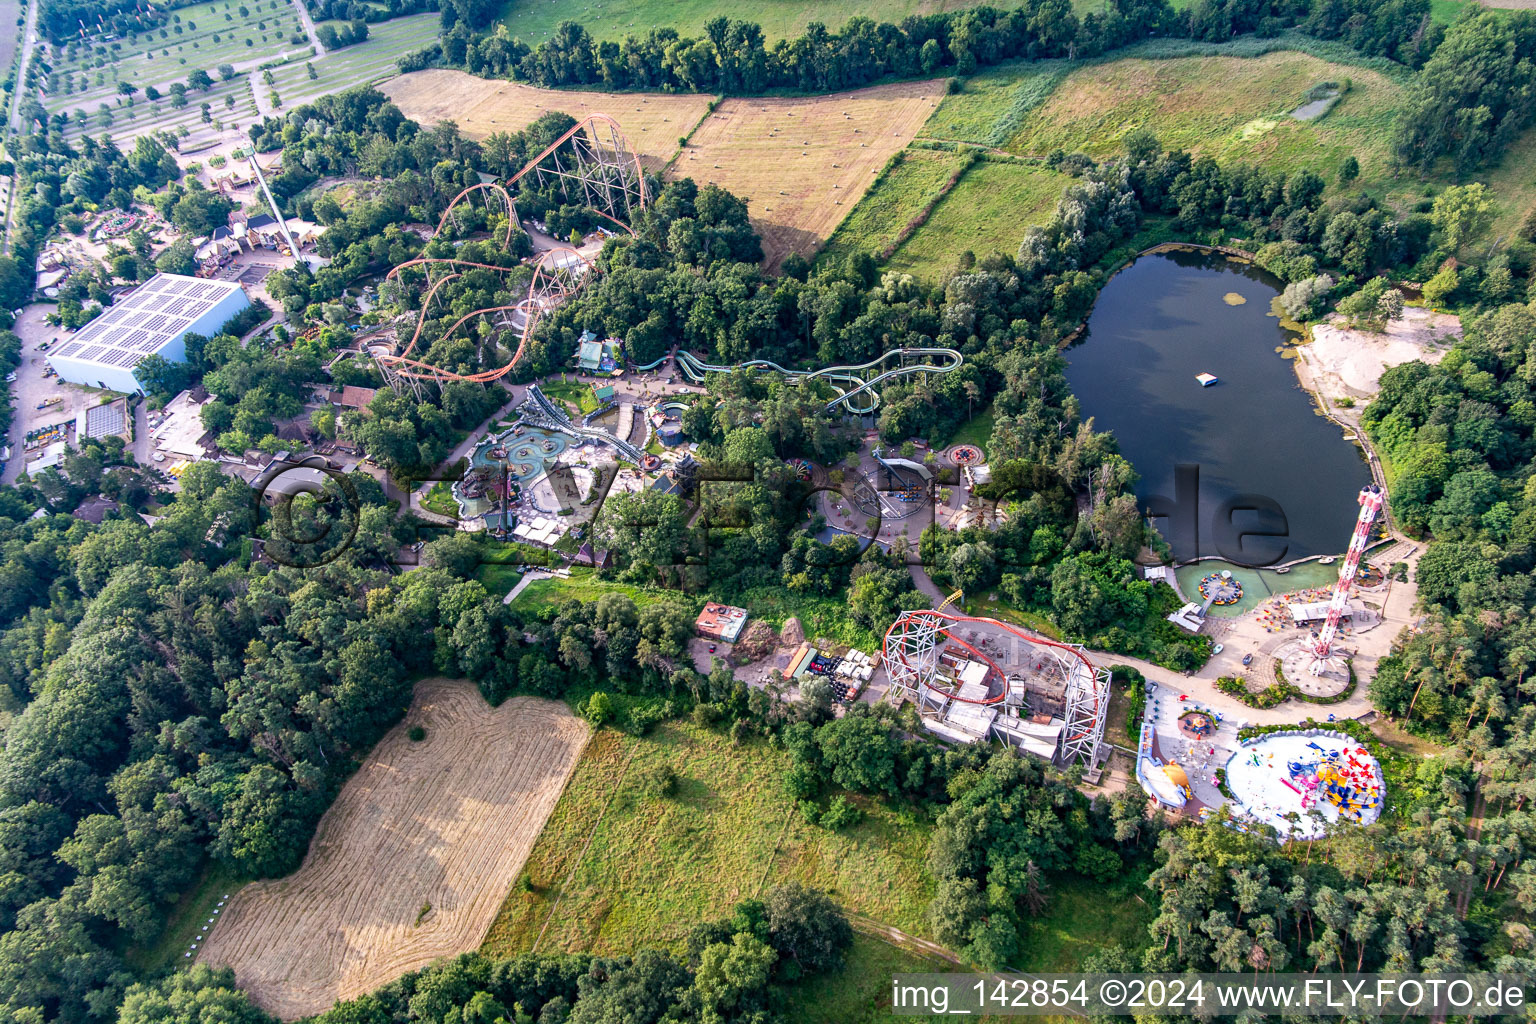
[380,69,712,170]
[198,680,588,1019]
[1303,306,1460,399]
[677,81,946,269]
[1225,730,1383,839]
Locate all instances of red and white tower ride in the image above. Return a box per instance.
[1308,484,1385,675]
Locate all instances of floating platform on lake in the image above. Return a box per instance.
[1196,373,1219,387]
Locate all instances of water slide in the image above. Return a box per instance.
[522,385,646,464]
[673,347,962,414]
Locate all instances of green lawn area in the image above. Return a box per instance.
[482,720,937,958]
[496,0,1084,47]
[921,62,1070,148]
[818,149,967,268]
[122,862,242,975]
[885,159,1071,279]
[903,34,1534,250]
[723,584,882,651]
[1000,50,1408,191]
[961,590,1062,640]
[476,563,524,597]
[421,480,459,518]
[50,0,303,117]
[506,567,694,613]
[1013,870,1156,972]
[473,540,556,597]
[782,933,972,1024]
[539,380,603,416]
[267,13,439,108]
[479,538,556,564]
[944,403,995,454]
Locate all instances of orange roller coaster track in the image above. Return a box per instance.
[374,115,648,385]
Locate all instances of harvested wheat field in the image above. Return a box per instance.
[677,80,946,269]
[380,69,712,170]
[198,679,589,1019]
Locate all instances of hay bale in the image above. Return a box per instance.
[780,617,806,647]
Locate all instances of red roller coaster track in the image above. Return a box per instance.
[882,609,1106,761]
[375,114,647,384]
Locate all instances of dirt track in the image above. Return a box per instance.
[197,680,588,1019]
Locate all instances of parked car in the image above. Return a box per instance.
[3,372,14,383]
[708,644,717,653]
[1212,643,1225,655]
[1242,653,1253,666]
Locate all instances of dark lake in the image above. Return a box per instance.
[1062,250,1370,564]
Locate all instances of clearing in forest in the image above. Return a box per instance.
[676,80,946,270]
[197,680,589,1020]
[379,69,714,170]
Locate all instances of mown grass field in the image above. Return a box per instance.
[267,14,440,109]
[48,0,307,115]
[502,566,692,610]
[884,158,1070,276]
[481,721,937,957]
[819,149,967,267]
[497,0,1008,46]
[943,404,995,454]
[497,0,1114,44]
[678,80,948,270]
[1001,52,1406,188]
[63,73,259,144]
[824,33,1535,280]
[380,68,713,171]
[920,63,1070,148]
[0,0,20,74]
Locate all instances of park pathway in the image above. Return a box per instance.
[2,0,40,252]
[288,0,327,56]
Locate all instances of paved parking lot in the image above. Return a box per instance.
[3,304,97,484]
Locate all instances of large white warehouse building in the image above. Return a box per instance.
[47,274,250,393]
